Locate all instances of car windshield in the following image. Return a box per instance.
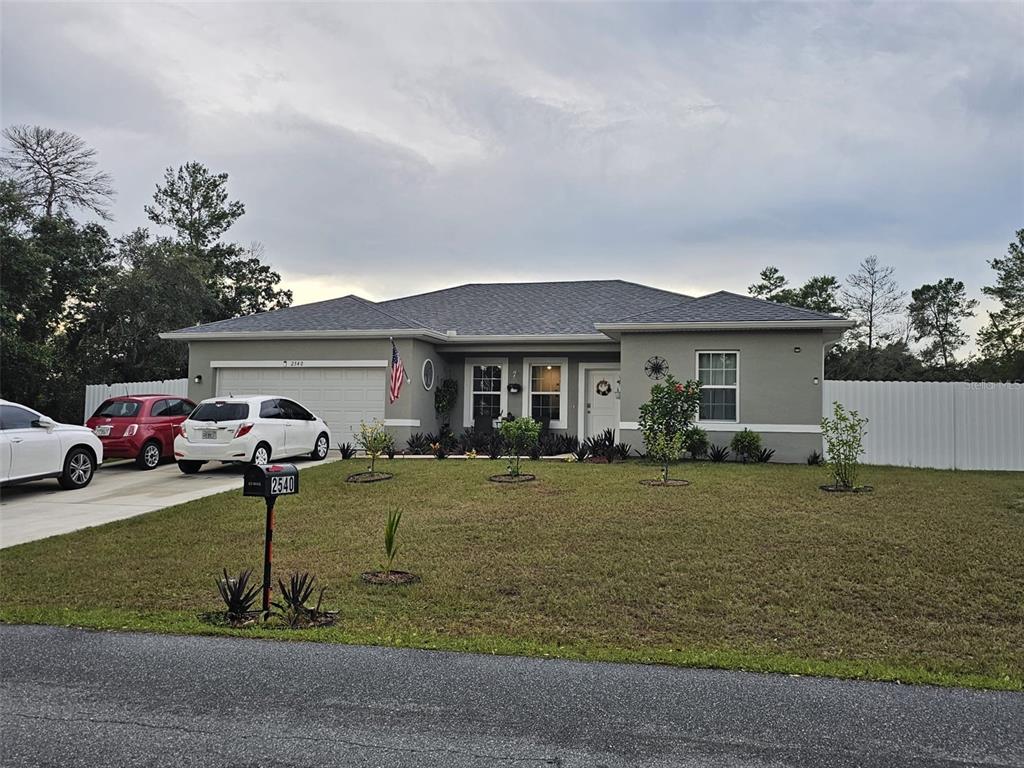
[190,402,249,422]
[93,400,141,418]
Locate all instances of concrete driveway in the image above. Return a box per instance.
[0,455,338,548]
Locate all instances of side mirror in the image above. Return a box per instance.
[32,416,57,432]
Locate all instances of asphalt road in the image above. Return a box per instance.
[1,626,1021,767]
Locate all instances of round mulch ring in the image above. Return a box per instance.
[198,610,261,628]
[819,484,874,494]
[488,474,537,484]
[639,478,691,487]
[346,472,394,483]
[360,570,421,586]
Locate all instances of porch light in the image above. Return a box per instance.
[193,374,203,384]
[813,376,820,385]
[793,346,801,354]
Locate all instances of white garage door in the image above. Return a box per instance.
[216,366,386,443]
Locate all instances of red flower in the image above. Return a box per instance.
[675,383,684,393]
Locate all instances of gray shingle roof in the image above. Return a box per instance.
[168,295,426,334]
[609,290,848,324]
[379,280,690,335]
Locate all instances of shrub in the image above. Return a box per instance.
[807,450,824,466]
[384,433,396,460]
[430,442,447,460]
[683,426,709,459]
[434,379,458,425]
[356,419,391,473]
[730,428,762,463]
[756,447,776,463]
[821,401,869,489]
[406,433,431,455]
[382,508,403,576]
[499,417,541,477]
[487,433,504,460]
[585,428,617,463]
[572,441,591,462]
[616,442,632,460]
[216,568,260,623]
[708,444,730,462]
[638,374,701,483]
[338,442,357,460]
[272,572,326,628]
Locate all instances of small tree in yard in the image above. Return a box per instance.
[499,417,541,477]
[821,401,869,490]
[356,419,391,474]
[638,375,701,484]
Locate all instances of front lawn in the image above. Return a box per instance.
[2,459,1022,690]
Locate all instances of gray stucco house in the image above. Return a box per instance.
[161,280,853,462]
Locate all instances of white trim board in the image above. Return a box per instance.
[210,360,388,368]
[384,419,421,428]
[618,421,820,434]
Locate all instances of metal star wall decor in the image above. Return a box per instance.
[644,355,668,380]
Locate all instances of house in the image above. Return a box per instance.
[160,280,854,462]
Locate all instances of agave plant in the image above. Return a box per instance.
[272,571,326,628]
[382,508,403,576]
[615,442,632,460]
[216,568,260,623]
[708,444,731,462]
[338,442,357,460]
[487,434,504,460]
[573,442,591,462]
[756,447,776,463]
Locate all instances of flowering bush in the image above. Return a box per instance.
[821,401,869,489]
[356,419,391,473]
[638,374,701,483]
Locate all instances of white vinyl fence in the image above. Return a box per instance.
[823,380,1024,471]
[83,378,188,422]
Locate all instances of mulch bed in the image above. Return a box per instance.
[488,474,537,484]
[586,456,610,464]
[820,484,874,494]
[360,570,421,586]
[639,479,691,487]
[199,610,339,628]
[346,472,394,483]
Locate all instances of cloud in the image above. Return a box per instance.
[2,0,1020,349]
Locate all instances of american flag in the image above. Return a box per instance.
[389,339,408,403]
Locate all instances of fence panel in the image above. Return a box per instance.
[823,380,1023,471]
[84,378,189,423]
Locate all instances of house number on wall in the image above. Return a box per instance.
[283,360,305,367]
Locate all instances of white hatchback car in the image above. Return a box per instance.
[173,396,332,474]
[0,400,104,490]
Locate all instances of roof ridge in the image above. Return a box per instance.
[717,290,847,320]
[612,297,693,322]
[347,294,435,331]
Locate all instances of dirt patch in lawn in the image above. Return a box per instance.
[819,484,874,494]
[488,474,537,484]
[360,570,421,586]
[640,479,691,487]
[346,472,394,483]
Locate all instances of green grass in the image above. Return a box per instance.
[2,459,1023,690]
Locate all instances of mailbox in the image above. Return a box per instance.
[243,463,299,498]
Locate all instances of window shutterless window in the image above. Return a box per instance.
[697,352,738,422]
[472,365,503,418]
[522,358,568,428]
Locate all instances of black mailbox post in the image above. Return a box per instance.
[242,464,299,616]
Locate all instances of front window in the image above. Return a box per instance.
[472,365,503,419]
[530,365,561,425]
[697,352,738,421]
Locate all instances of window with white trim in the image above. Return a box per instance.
[522,358,567,429]
[471,364,503,419]
[697,352,738,421]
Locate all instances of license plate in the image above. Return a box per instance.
[94,426,111,437]
[201,429,217,440]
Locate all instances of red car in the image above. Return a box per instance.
[86,395,196,469]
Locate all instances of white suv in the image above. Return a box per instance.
[0,400,104,490]
[174,396,332,474]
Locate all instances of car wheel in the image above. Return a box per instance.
[177,460,204,475]
[310,432,329,460]
[58,447,96,490]
[136,440,163,470]
[251,442,272,465]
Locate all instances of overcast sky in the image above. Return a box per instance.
[2,2,1021,339]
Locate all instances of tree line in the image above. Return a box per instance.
[747,238,1023,382]
[1,125,292,422]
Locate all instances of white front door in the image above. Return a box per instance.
[584,368,620,440]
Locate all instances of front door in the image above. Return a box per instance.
[584,368,620,440]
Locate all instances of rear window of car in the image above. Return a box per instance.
[93,400,141,418]
[190,402,250,422]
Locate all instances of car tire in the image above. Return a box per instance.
[251,442,272,465]
[177,460,204,475]
[136,440,163,470]
[58,447,96,490]
[310,432,329,460]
